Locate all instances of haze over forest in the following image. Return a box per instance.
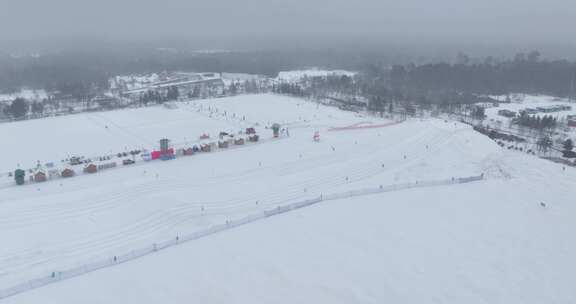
[1,0,576,59]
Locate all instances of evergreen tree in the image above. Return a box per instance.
[563,139,574,152]
[31,101,45,115]
[537,136,553,152]
[471,106,486,119]
[9,98,29,118]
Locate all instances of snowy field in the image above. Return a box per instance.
[1,94,575,303]
[6,174,576,304]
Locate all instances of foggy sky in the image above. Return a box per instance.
[1,0,575,49]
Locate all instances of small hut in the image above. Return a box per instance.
[98,162,117,170]
[14,169,26,185]
[34,171,47,183]
[218,141,229,149]
[183,147,194,155]
[201,144,211,152]
[141,152,152,161]
[272,123,281,137]
[48,169,60,179]
[219,132,229,139]
[62,168,75,178]
[84,164,98,174]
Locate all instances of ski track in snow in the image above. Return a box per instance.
[0,94,523,291]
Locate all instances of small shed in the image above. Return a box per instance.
[150,151,161,160]
[14,169,26,185]
[34,171,47,183]
[84,164,98,174]
[201,144,211,152]
[183,147,194,155]
[272,123,281,137]
[62,168,75,178]
[98,162,117,170]
[48,169,60,179]
[142,152,152,161]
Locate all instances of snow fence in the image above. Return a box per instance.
[0,174,483,300]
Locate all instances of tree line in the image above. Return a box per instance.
[367,51,576,102]
[514,112,558,130]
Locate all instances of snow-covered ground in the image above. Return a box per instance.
[1,94,575,303]
[6,172,576,304]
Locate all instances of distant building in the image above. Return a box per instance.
[121,74,225,100]
[498,109,517,118]
[84,164,98,174]
[61,168,75,178]
[34,171,47,182]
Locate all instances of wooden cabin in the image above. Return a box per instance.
[201,144,211,152]
[183,147,194,155]
[61,168,75,178]
[84,164,98,174]
[34,171,47,182]
[219,132,229,139]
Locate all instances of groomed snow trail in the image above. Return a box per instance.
[0,94,517,297]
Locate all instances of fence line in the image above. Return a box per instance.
[0,174,483,300]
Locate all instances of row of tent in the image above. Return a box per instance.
[14,163,120,185]
[13,130,262,186]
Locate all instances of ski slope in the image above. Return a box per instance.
[6,173,576,304]
[1,94,575,303]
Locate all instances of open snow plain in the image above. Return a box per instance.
[1,94,575,303]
